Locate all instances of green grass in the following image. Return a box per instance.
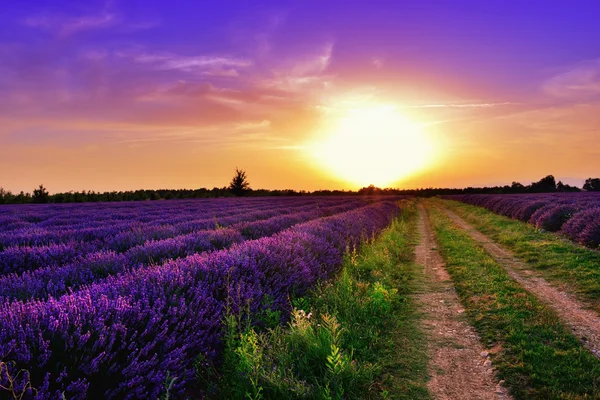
[435,198,600,312]
[206,200,431,399]
[427,206,600,399]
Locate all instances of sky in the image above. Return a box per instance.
[1,0,599,193]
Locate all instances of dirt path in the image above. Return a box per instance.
[415,204,511,400]
[440,206,600,359]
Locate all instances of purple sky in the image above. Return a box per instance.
[1,0,599,192]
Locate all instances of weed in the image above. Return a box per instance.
[0,361,38,400]
[205,200,430,399]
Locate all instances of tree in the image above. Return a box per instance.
[529,175,557,193]
[0,187,10,204]
[583,178,600,191]
[358,184,383,195]
[510,181,526,193]
[557,181,581,192]
[32,184,49,203]
[229,168,251,197]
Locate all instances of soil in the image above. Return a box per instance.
[440,206,600,359]
[415,205,511,400]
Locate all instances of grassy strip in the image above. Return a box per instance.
[435,198,600,312]
[427,206,600,399]
[205,200,431,399]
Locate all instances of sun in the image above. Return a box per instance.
[307,103,435,188]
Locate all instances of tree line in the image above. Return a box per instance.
[358,176,600,196]
[1,174,599,205]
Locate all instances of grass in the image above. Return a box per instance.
[427,205,600,399]
[204,200,431,399]
[435,198,600,312]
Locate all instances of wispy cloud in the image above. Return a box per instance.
[263,42,335,93]
[403,102,514,109]
[372,58,384,69]
[120,50,252,75]
[290,42,333,76]
[543,59,600,99]
[22,12,117,37]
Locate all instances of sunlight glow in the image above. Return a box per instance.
[308,103,436,188]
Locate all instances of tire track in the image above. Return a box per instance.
[440,205,600,359]
[415,204,511,400]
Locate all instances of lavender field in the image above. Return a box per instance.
[0,197,401,398]
[444,193,600,248]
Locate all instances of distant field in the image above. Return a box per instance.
[0,197,400,398]
[444,193,600,249]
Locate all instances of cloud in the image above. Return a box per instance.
[22,12,117,37]
[290,42,333,76]
[111,119,275,148]
[120,50,252,74]
[403,102,514,109]
[262,42,335,93]
[543,59,600,99]
[233,119,271,131]
[372,58,384,69]
[203,68,240,77]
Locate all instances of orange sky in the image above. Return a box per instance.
[1,1,600,193]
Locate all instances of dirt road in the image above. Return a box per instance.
[415,204,511,400]
[439,206,600,359]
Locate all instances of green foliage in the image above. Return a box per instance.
[292,296,311,314]
[218,306,375,400]
[207,200,431,399]
[367,282,398,314]
[255,295,282,330]
[159,371,177,400]
[428,205,600,399]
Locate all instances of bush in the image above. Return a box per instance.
[32,185,49,204]
[533,205,577,232]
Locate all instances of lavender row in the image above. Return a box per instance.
[3,196,329,234]
[0,202,362,302]
[6,201,268,232]
[0,197,350,231]
[0,197,303,230]
[0,199,359,270]
[444,193,600,248]
[0,201,400,399]
[0,205,292,273]
[0,198,335,246]
[0,199,245,232]
[0,200,360,275]
[0,201,270,242]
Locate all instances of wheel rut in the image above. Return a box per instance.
[415,204,511,400]
[440,206,600,359]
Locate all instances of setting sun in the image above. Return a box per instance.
[308,103,435,187]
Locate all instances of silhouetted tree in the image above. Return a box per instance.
[0,188,9,204]
[32,184,49,203]
[229,168,251,197]
[530,175,557,193]
[583,178,600,191]
[557,181,581,192]
[15,191,31,203]
[358,184,383,195]
[510,181,526,193]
